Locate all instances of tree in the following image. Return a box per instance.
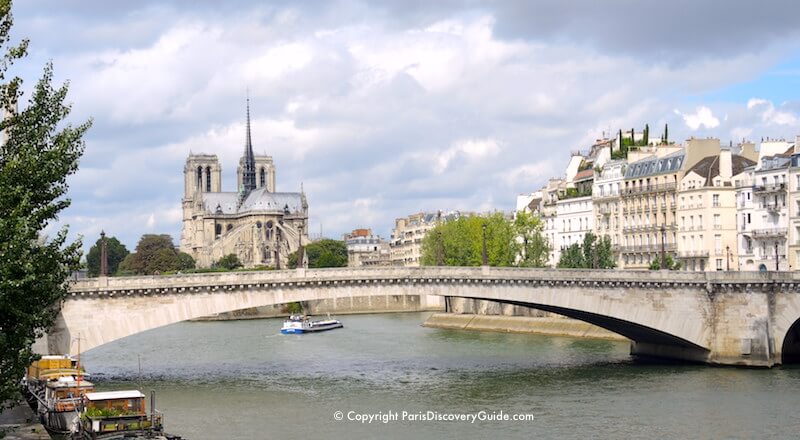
[420,213,516,267]
[86,234,129,277]
[643,123,649,145]
[649,254,681,270]
[0,0,90,410]
[512,211,550,267]
[121,234,184,275]
[176,252,195,271]
[557,233,616,269]
[288,239,348,269]
[215,253,242,270]
[664,123,668,144]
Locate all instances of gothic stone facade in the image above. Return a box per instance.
[180,103,308,268]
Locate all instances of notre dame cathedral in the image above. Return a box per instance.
[180,100,309,268]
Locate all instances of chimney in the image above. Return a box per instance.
[719,149,732,180]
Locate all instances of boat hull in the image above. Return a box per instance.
[281,323,343,334]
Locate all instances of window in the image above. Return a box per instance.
[716,259,723,271]
[260,168,266,187]
[713,214,720,228]
[206,166,211,192]
[715,235,722,255]
[196,166,203,191]
[712,194,720,207]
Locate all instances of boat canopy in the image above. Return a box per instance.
[85,391,145,401]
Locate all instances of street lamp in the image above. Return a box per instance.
[100,230,108,277]
[297,224,305,269]
[482,223,488,266]
[726,245,730,271]
[660,224,666,270]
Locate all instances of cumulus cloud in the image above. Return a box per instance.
[674,106,720,130]
[747,98,798,126]
[12,1,800,251]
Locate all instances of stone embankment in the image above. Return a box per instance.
[423,313,626,340]
[194,293,445,320]
[0,400,48,440]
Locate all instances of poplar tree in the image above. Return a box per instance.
[0,0,90,409]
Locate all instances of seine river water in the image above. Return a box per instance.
[83,312,800,440]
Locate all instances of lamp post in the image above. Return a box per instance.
[726,245,730,271]
[660,224,666,270]
[775,241,780,272]
[99,230,108,277]
[297,224,305,269]
[482,223,488,266]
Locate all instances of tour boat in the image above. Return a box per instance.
[281,314,343,334]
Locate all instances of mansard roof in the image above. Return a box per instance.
[201,188,304,216]
[686,153,756,187]
[625,151,684,179]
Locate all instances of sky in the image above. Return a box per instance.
[11,0,800,253]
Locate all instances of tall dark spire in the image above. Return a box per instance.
[242,96,257,194]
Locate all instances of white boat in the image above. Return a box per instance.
[281,315,343,334]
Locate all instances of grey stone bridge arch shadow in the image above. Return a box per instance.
[44,267,800,367]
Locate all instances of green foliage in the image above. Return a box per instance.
[0,0,90,410]
[288,239,348,269]
[512,211,550,267]
[649,254,681,270]
[214,253,242,270]
[560,187,592,200]
[420,213,516,267]
[557,233,616,269]
[285,302,303,314]
[119,234,188,275]
[664,123,668,144]
[176,252,195,271]
[643,123,649,145]
[86,234,129,277]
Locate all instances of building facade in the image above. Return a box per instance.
[345,229,391,267]
[180,101,309,268]
[736,150,792,271]
[677,150,754,271]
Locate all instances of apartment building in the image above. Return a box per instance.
[736,148,793,271]
[592,160,625,264]
[676,150,755,271]
[344,228,391,267]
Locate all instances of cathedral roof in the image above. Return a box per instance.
[201,188,304,216]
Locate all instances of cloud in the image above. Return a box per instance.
[674,106,720,130]
[12,1,800,252]
[747,98,798,126]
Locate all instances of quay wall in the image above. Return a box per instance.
[195,293,445,320]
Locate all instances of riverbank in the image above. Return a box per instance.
[423,313,627,341]
[0,399,47,440]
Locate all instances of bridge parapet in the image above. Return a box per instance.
[68,267,800,298]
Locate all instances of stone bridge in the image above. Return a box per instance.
[42,267,800,367]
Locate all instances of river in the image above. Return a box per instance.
[82,312,800,439]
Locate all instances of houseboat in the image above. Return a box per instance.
[281,315,343,334]
[76,390,182,439]
[22,355,94,439]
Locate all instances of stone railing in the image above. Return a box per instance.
[66,266,800,299]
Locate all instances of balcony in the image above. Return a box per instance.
[594,192,620,201]
[749,228,788,238]
[677,250,710,258]
[622,182,677,196]
[618,243,677,253]
[765,203,783,214]
[753,183,786,194]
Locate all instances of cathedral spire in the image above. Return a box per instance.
[242,96,257,194]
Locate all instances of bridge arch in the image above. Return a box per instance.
[45,267,800,366]
[781,319,800,364]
